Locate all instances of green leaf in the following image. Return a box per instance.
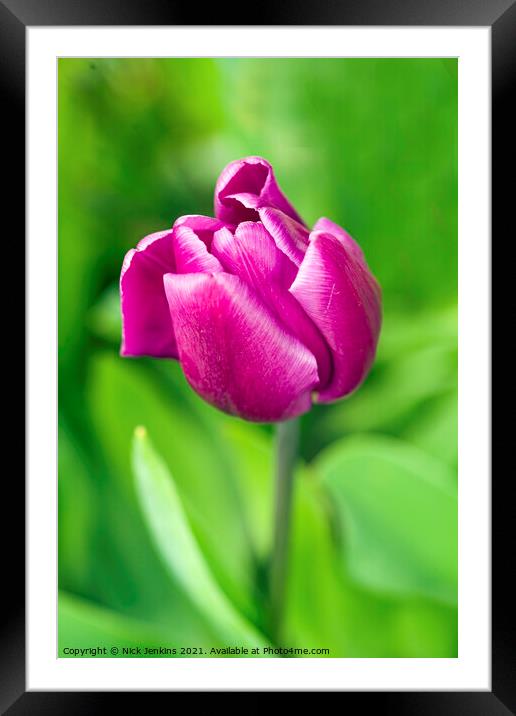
[285,473,400,656]
[87,353,256,620]
[132,426,268,650]
[316,435,457,604]
[284,471,457,657]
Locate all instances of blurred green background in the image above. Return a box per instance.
[58,58,458,658]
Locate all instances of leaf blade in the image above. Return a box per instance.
[317,435,457,604]
[132,427,268,650]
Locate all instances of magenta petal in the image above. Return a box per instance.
[120,230,177,358]
[212,222,332,388]
[212,222,297,288]
[313,217,367,264]
[173,215,225,249]
[173,225,223,274]
[258,207,310,266]
[163,272,319,422]
[214,156,304,227]
[290,231,382,401]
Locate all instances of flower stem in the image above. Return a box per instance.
[269,417,299,641]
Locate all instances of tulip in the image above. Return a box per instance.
[120,156,382,640]
[120,157,382,423]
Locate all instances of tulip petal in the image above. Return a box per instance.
[313,217,367,264]
[173,225,223,274]
[163,271,319,422]
[211,223,296,288]
[214,156,304,227]
[173,215,225,249]
[120,230,177,358]
[212,222,332,388]
[290,231,382,401]
[258,207,310,266]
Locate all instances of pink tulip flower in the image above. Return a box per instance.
[120,157,382,422]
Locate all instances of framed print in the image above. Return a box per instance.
[3,0,511,710]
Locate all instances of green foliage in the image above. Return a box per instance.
[285,473,457,657]
[317,435,457,603]
[59,58,458,657]
[133,427,268,650]
[86,352,258,620]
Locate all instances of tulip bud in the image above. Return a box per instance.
[120,157,382,422]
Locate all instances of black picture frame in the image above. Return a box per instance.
[3,0,508,711]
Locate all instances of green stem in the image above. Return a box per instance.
[269,417,299,641]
